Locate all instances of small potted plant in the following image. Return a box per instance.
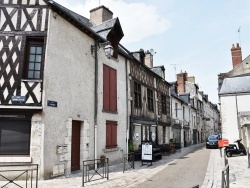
[100,155,106,164]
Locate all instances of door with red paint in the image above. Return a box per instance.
[71,121,81,171]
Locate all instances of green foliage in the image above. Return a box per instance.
[128,139,134,153]
[169,138,177,143]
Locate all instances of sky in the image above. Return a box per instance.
[55,0,250,104]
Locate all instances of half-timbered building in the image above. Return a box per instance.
[128,50,171,150]
[0,0,129,179]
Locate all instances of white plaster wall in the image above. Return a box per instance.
[40,11,95,179]
[96,54,127,165]
[171,97,182,119]
[221,96,239,144]
[236,95,250,112]
[183,104,190,122]
[221,94,250,145]
[235,94,250,147]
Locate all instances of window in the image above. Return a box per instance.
[147,88,154,111]
[103,64,117,112]
[24,38,44,79]
[161,94,167,114]
[106,121,117,149]
[134,82,141,108]
[0,119,31,155]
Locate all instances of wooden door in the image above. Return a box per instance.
[71,121,81,171]
[184,131,186,147]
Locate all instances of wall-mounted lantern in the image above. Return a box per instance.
[91,41,114,59]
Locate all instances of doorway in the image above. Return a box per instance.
[184,131,186,147]
[71,121,81,171]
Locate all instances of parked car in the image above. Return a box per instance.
[206,135,219,149]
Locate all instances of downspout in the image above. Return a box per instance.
[170,90,173,141]
[235,94,241,140]
[125,58,129,155]
[94,41,98,169]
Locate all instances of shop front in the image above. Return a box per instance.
[130,116,158,151]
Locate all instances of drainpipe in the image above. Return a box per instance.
[94,40,98,169]
[170,92,173,141]
[125,58,129,155]
[235,94,241,140]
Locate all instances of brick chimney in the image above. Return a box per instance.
[177,70,188,93]
[144,50,153,68]
[231,43,242,68]
[90,5,113,25]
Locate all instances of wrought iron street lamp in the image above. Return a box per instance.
[91,41,114,58]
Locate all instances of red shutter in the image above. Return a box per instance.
[109,68,117,112]
[112,122,117,147]
[106,122,112,149]
[106,121,117,149]
[103,65,110,110]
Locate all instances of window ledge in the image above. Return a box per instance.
[102,110,118,114]
[0,157,32,163]
[21,79,42,82]
[103,147,120,153]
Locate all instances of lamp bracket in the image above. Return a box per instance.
[91,41,111,58]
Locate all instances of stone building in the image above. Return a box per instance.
[0,0,129,179]
[129,50,171,150]
[218,43,250,146]
[172,70,220,146]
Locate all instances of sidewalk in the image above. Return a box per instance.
[39,143,205,188]
[2,144,249,187]
[202,148,250,188]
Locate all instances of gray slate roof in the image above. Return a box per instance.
[48,0,129,58]
[219,75,250,95]
[48,1,93,28]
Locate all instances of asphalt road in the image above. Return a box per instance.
[135,146,211,188]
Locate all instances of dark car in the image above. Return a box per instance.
[206,135,219,149]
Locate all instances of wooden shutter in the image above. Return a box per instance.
[106,121,117,149]
[103,65,110,110]
[109,68,117,112]
[106,122,112,149]
[112,122,117,148]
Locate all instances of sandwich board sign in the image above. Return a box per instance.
[141,142,153,166]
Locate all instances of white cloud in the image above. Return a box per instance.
[55,0,171,44]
